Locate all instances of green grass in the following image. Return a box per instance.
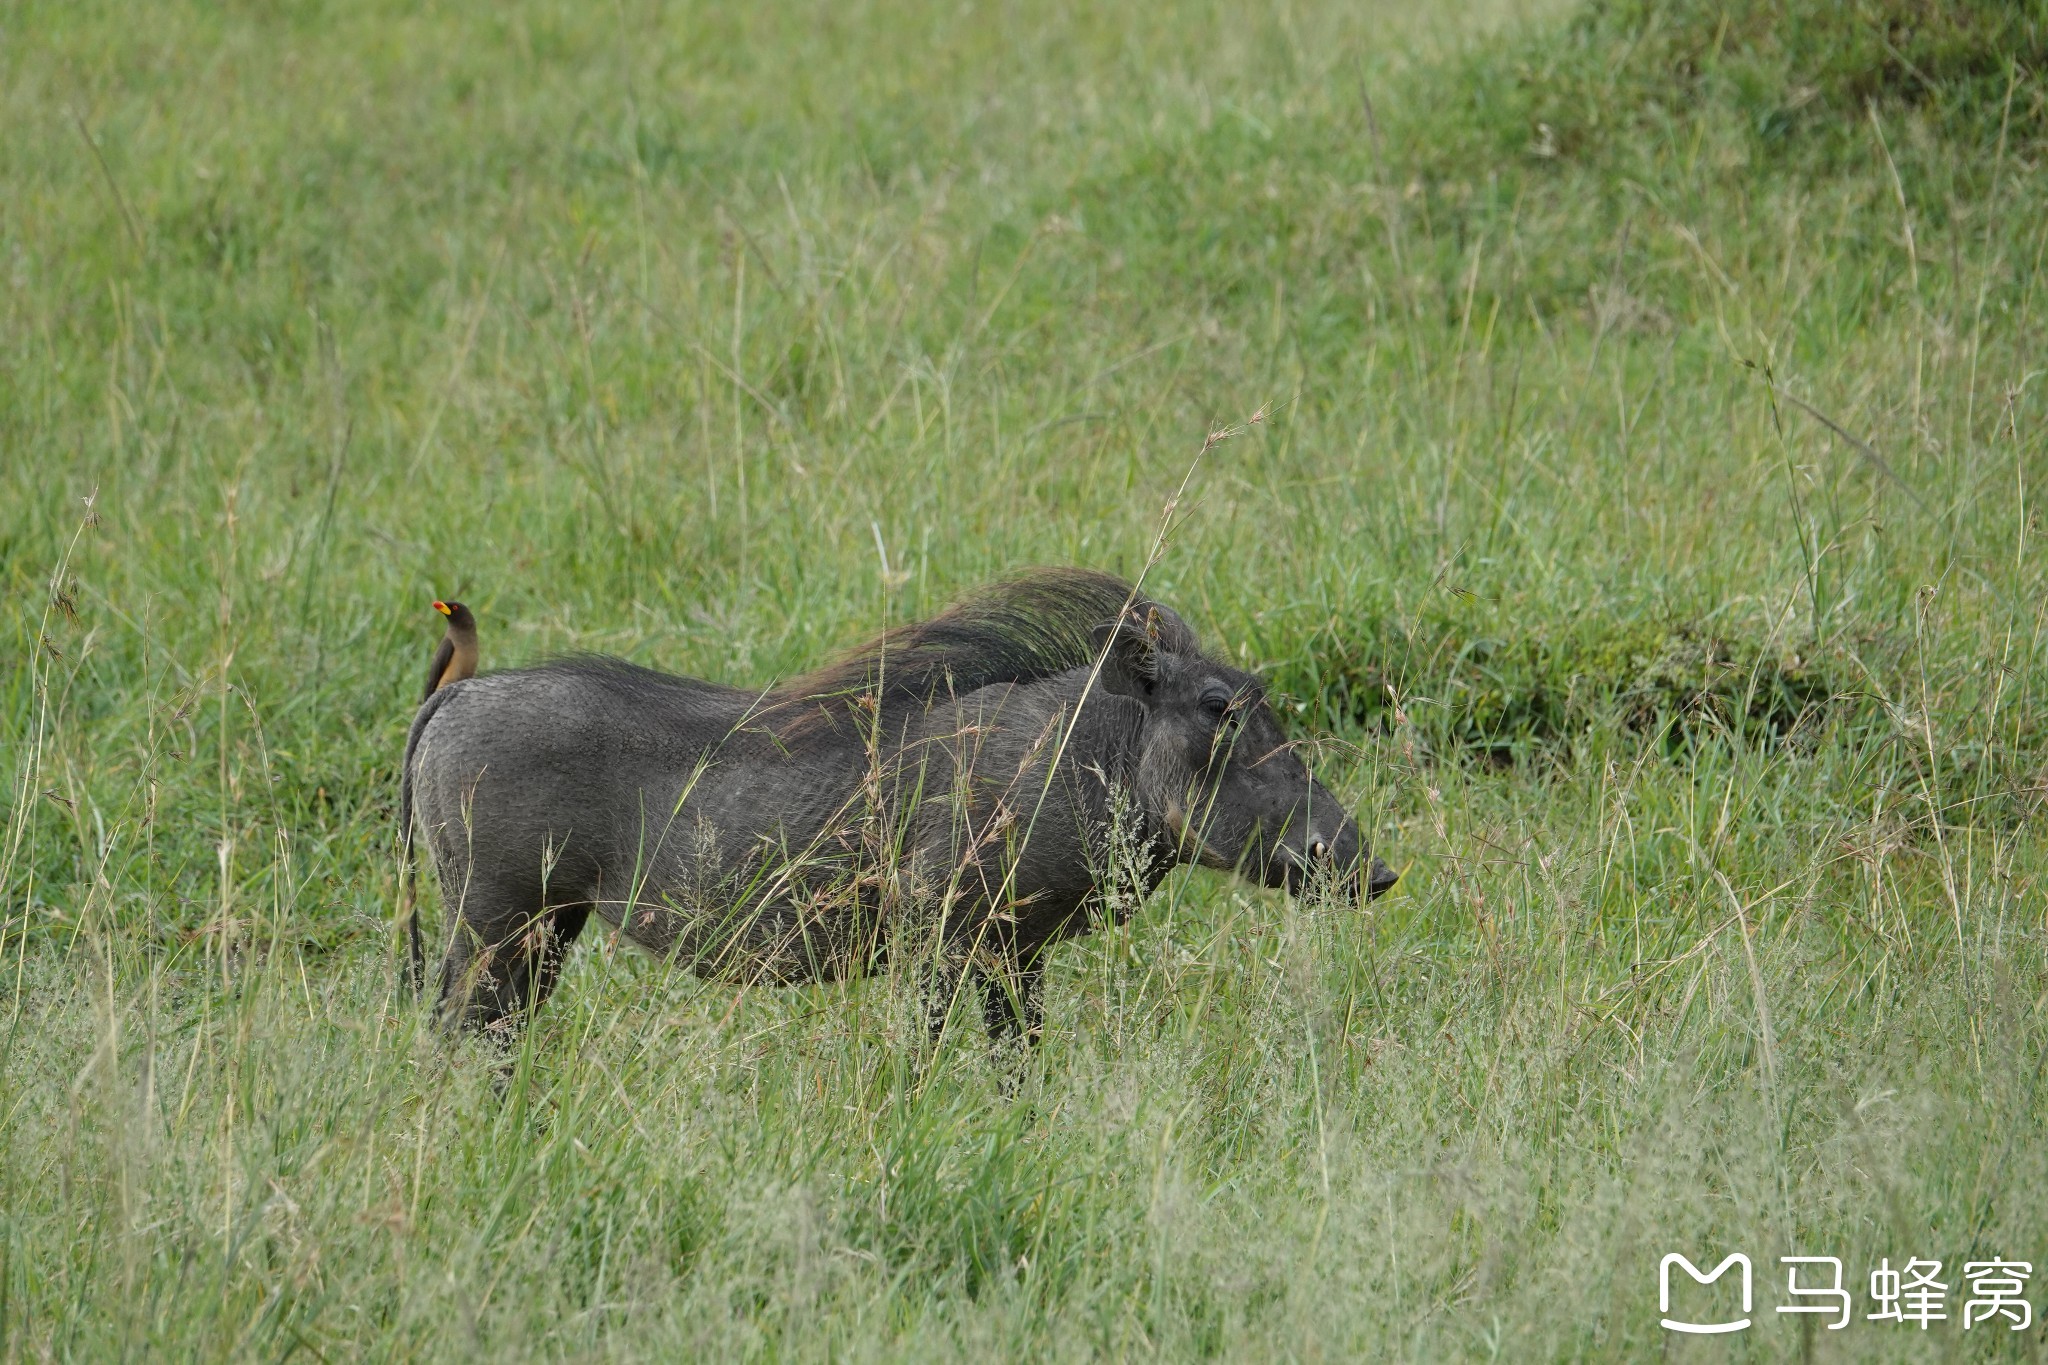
[6,0,2048,1356]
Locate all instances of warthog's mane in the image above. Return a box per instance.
[521,569,1202,734]
[769,567,1202,730]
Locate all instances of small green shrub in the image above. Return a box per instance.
[1279,616,1840,765]
[1433,0,2048,177]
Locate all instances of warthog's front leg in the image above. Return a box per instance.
[979,956,1045,1050]
[921,946,1046,1063]
[920,946,972,1046]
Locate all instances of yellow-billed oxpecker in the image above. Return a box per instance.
[422,600,478,703]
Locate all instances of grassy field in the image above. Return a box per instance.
[7,0,2048,1356]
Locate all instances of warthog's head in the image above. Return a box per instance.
[1089,616,1397,901]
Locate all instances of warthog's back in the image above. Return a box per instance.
[415,665,763,895]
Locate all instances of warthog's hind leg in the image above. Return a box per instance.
[438,894,593,1040]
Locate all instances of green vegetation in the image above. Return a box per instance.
[5,0,2047,1355]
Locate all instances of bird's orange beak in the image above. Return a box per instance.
[433,601,452,617]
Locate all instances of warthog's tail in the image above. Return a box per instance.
[399,684,461,997]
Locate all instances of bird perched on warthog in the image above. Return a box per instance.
[421,600,478,702]
[398,569,1395,1048]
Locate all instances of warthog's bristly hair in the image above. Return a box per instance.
[767,567,1203,731]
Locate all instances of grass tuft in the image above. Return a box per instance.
[5,0,2048,1355]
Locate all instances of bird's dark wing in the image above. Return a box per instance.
[422,635,456,703]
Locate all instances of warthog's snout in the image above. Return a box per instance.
[1281,818,1396,901]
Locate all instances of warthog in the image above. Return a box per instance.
[400,569,1395,1045]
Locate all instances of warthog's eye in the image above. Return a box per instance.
[1200,686,1234,723]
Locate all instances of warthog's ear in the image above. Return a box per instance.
[1089,619,1159,699]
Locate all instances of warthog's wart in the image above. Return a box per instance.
[401,569,1395,1045]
